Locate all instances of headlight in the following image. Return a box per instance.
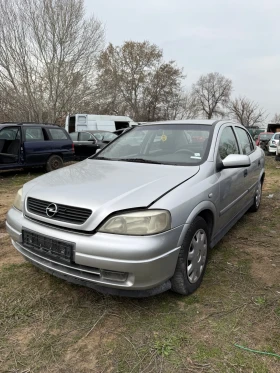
[98,210,171,235]
[13,188,23,211]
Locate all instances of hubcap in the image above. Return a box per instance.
[187,229,207,284]
[255,182,262,208]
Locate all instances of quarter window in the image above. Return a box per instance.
[24,128,44,141]
[49,128,68,140]
[218,127,239,160]
[235,127,254,155]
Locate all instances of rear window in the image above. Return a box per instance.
[49,128,68,140]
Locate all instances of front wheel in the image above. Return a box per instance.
[249,180,262,212]
[171,216,209,295]
[45,155,63,172]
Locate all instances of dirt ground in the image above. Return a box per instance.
[0,159,279,373]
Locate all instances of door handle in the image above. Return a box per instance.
[258,160,261,167]
[244,169,248,177]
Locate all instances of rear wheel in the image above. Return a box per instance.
[249,180,262,212]
[171,216,209,295]
[45,155,63,172]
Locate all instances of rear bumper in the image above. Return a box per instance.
[268,146,277,153]
[6,207,185,295]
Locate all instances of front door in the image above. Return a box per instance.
[0,126,21,167]
[215,125,249,232]
[74,132,99,160]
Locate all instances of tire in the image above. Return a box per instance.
[45,155,63,172]
[249,180,262,213]
[275,154,280,162]
[171,216,209,295]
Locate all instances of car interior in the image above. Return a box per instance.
[0,127,21,164]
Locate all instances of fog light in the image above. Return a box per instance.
[100,269,128,282]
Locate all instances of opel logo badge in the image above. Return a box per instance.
[46,203,58,217]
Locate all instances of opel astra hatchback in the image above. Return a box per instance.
[6,120,265,297]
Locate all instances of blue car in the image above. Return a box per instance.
[0,123,74,172]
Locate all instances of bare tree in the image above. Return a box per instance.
[95,41,185,121]
[271,113,280,123]
[192,72,232,119]
[0,0,104,123]
[227,96,267,127]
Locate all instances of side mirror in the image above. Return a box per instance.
[222,154,251,169]
[254,135,258,140]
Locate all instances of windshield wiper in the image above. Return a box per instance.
[119,158,163,164]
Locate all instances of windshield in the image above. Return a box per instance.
[260,134,273,140]
[93,124,212,165]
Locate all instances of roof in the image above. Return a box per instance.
[140,119,219,126]
[0,122,59,127]
[85,130,115,134]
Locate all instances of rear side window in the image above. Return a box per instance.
[218,126,239,160]
[235,127,254,155]
[49,128,68,140]
[24,128,44,141]
[274,133,280,140]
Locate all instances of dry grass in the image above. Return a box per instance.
[0,159,280,373]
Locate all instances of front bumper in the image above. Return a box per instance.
[6,207,185,296]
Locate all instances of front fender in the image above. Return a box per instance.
[177,200,217,247]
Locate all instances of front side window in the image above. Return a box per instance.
[235,127,254,155]
[218,127,239,160]
[24,127,44,141]
[93,124,212,165]
[0,127,20,140]
[79,132,94,141]
[49,128,68,140]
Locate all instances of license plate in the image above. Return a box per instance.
[22,229,74,263]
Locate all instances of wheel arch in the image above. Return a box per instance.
[177,201,217,247]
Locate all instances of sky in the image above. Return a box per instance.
[85,0,280,121]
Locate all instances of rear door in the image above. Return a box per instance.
[23,126,49,165]
[215,125,249,232]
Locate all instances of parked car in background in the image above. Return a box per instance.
[113,128,132,136]
[268,132,280,154]
[7,120,265,297]
[275,143,280,161]
[69,130,117,160]
[255,132,273,153]
[0,123,74,172]
[65,114,136,133]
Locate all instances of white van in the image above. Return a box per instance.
[65,114,136,133]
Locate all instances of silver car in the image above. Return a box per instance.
[6,120,265,297]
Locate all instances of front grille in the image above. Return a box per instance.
[27,197,92,225]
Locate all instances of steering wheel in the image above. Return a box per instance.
[174,148,195,156]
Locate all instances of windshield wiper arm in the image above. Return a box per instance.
[119,158,163,164]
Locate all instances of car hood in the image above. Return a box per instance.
[24,160,199,231]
